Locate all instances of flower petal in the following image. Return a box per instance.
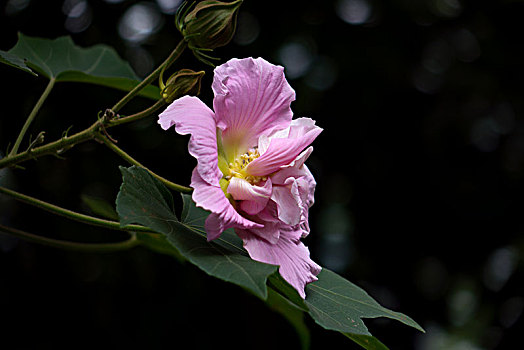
[236,229,322,299]
[158,96,221,186]
[246,118,322,176]
[240,201,281,244]
[271,147,313,185]
[191,169,261,241]
[212,57,295,159]
[228,177,272,215]
[271,178,302,226]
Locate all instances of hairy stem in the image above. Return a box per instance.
[9,77,56,156]
[0,224,139,252]
[111,40,187,113]
[0,186,154,233]
[97,135,193,194]
[0,120,100,169]
[0,97,163,169]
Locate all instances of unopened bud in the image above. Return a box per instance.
[178,0,243,51]
[161,69,205,103]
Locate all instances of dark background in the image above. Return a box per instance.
[1,0,524,349]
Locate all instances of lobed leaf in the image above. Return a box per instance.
[3,33,159,99]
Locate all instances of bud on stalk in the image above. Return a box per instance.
[161,69,205,103]
[176,0,243,65]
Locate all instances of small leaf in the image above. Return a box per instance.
[0,49,37,76]
[305,269,424,338]
[5,33,159,99]
[116,166,278,299]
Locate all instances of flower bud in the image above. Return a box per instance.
[179,0,243,50]
[162,69,205,103]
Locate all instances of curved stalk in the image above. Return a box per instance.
[0,224,139,252]
[97,135,193,194]
[108,98,166,127]
[9,77,56,156]
[111,40,187,113]
[0,186,154,233]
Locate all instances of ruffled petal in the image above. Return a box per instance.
[236,229,322,299]
[246,118,322,176]
[227,177,272,215]
[190,169,261,241]
[212,57,295,158]
[271,178,302,226]
[158,96,221,186]
[237,202,281,244]
[271,146,313,185]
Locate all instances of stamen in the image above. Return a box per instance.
[224,148,264,184]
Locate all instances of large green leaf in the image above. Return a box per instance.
[305,269,425,337]
[3,33,159,99]
[116,166,278,299]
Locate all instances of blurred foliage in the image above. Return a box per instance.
[1,0,523,349]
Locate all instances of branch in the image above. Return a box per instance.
[0,39,187,170]
[0,224,139,252]
[0,186,155,233]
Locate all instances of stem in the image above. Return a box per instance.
[0,98,163,169]
[0,40,187,170]
[111,40,187,113]
[9,78,56,156]
[0,121,100,169]
[97,135,193,194]
[108,98,166,127]
[0,224,139,252]
[0,186,154,233]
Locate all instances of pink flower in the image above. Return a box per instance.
[158,57,322,298]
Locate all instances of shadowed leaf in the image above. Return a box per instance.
[4,33,159,99]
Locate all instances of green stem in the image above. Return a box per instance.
[97,135,193,194]
[108,98,166,127]
[0,98,163,169]
[9,77,56,156]
[0,186,154,233]
[111,40,187,113]
[0,224,139,252]
[0,120,100,169]
[0,40,187,170]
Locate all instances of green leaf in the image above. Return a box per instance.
[116,166,278,299]
[0,49,37,76]
[305,269,424,341]
[4,33,159,99]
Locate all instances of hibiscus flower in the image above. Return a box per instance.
[158,57,322,298]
